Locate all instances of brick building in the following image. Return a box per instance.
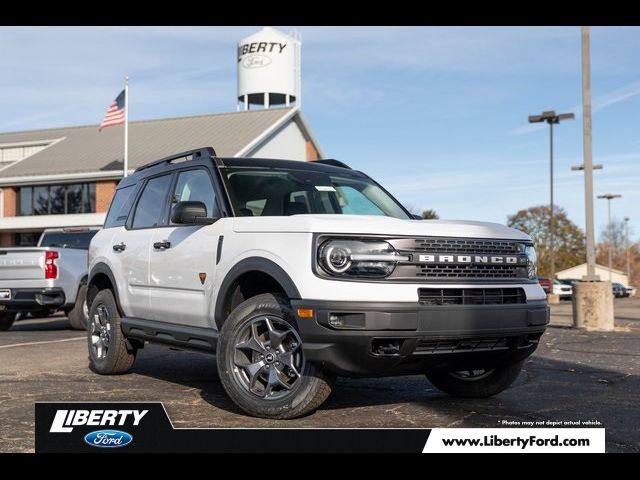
[0,107,322,246]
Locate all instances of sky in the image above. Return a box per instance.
[1,26,638,241]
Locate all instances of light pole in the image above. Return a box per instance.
[528,110,575,281]
[597,193,622,281]
[624,216,630,284]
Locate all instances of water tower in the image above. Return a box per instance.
[237,27,301,110]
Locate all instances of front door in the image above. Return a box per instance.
[148,168,221,327]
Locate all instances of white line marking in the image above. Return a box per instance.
[0,336,85,350]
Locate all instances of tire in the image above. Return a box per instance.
[87,289,136,375]
[217,293,334,419]
[0,312,16,331]
[67,285,88,330]
[426,360,524,398]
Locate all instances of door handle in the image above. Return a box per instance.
[153,240,171,250]
[112,242,126,252]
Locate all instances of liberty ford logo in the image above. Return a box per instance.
[84,430,133,448]
[418,254,526,265]
[241,54,272,69]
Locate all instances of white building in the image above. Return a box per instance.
[556,263,630,287]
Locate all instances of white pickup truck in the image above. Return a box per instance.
[0,227,99,331]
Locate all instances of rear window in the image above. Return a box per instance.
[39,231,97,250]
[104,185,136,228]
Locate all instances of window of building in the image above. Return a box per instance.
[17,183,96,216]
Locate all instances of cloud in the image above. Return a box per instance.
[512,80,640,135]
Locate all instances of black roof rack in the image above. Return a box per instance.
[311,159,351,169]
[134,147,217,173]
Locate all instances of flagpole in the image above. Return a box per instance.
[123,76,129,178]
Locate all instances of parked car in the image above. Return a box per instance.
[612,283,629,298]
[553,279,573,300]
[87,147,548,419]
[0,227,100,331]
[539,277,552,293]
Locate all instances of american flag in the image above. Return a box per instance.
[99,89,125,131]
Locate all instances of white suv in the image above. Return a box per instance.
[87,147,548,419]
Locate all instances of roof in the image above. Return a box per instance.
[219,157,354,174]
[0,108,294,183]
[556,263,626,276]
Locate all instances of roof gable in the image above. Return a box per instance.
[0,108,293,180]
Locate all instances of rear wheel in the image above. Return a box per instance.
[426,360,524,398]
[0,312,16,331]
[67,285,88,330]
[88,289,136,374]
[217,293,334,419]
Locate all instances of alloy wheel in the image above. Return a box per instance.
[232,316,304,400]
[90,304,111,360]
[449,369,495,381]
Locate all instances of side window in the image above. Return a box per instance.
[171,169,219,222]
[132,175,172,229]
[104,185,136,228]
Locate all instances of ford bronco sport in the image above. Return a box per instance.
[87,147,548,419]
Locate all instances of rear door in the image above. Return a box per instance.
[111,173,173,318]
[148,168,222,327]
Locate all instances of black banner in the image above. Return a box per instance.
[35,402,431,453]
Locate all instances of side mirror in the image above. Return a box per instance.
[171,201,216,225]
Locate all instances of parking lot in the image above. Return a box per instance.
[1,298,638,453]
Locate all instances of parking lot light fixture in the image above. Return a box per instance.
[597,193,622,281]
[528,110,575,281]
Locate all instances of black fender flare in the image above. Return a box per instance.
[214,257,301,328]
[87,263,123,314]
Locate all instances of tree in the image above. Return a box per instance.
[420,209,439,220]
[596,218,638,286]
[403,205,439,219]
[507,205,585,278]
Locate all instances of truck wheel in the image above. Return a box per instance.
[217,293,334,419]
[88,289,136,375]
[67,285,89,330]
[426,360,524,398]
[0,312,16,331]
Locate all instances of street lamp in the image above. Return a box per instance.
[597,193,622,281]
[624,216,631,284]
[528,110,575,281]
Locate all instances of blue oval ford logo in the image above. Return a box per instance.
[84,430,133,448]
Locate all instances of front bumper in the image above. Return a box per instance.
[0,288,66,313]
[291,299,549,377]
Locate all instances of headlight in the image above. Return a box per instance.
[318,239,409,278]
[525,245,537,279]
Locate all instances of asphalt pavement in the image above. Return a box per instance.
[1,298,638,452]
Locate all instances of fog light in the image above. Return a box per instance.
[328,314,343,327]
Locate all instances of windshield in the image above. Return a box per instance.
[39,231,97,250]
[220,166,410,219]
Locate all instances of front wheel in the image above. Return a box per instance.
[426,360,524,398]
[217,293,334,419]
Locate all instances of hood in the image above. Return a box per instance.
[232,214,531,241]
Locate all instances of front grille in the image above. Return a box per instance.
[415,337,510,354]
[418,288,526,305]
[412,238,520,254]
[416,264,526,279]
